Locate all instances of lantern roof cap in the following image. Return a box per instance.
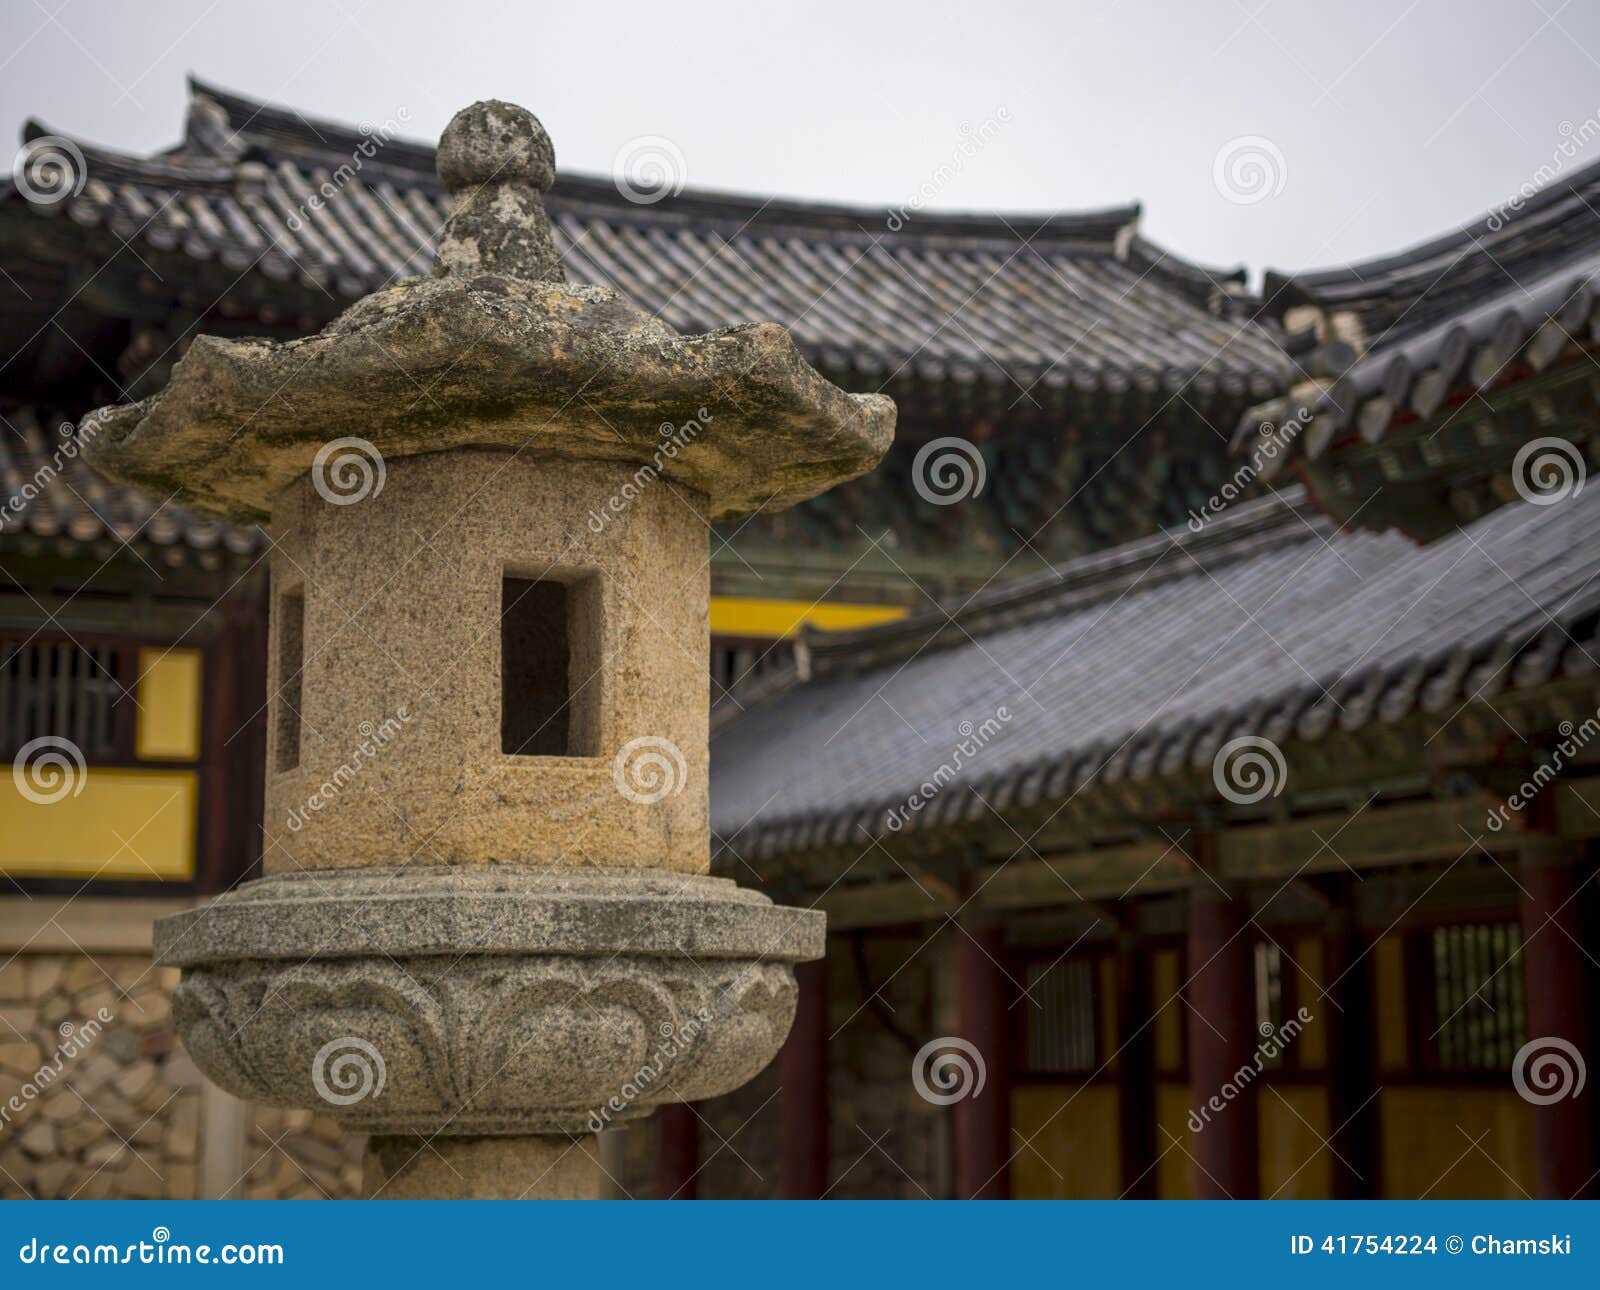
[84,100,893,524]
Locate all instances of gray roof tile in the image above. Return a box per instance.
[711,484,1600,845]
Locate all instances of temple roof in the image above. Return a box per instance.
[1241,156,1600,536]
[710,482,1600,857]
[5,77,1289,405]
[1262,152,1600,350]
[0,402,261,559]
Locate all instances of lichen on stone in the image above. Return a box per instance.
[83,100,894,524]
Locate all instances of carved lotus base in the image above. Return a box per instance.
[154,867,823,1137]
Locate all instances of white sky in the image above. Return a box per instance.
[4,0,1600,280]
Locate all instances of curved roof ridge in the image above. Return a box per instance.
[3,77,1289,411]
[182,76,1197,257]
[17,117,242,190]
[1261,152,1600,328]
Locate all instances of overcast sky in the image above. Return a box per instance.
[4,0,1600,279]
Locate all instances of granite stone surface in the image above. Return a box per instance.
[155,868,818,1138]
[260,452,711,875]
[101,96,891,1199]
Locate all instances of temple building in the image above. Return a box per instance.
[0,78,1595,1200]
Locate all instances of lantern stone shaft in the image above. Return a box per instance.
[84,99,894,1199]
[264,452,709,874]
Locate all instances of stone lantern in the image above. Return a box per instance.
[84,101,894,1199]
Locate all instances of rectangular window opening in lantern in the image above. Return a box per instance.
[502,572,601,757]
[275,589,305,773]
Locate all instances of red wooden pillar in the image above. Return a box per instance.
[779,956,829,1198]
[1323,902,1377,1198]
[655,1102,699,1199]
[200,576,269,893]
[1186,882,1259,1198]
[1519,837,1595,1198]
[954,919,1011,1199]
[1116,933,1157,1197]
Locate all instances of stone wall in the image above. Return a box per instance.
[6,902,943,1201]
[242,1107,362,1200]
[820,930,948,1199]
[0,951,191,1199]
[0,901,362,1200]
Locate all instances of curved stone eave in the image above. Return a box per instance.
[82,275,895,525]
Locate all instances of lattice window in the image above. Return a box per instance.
[1427,922,1525,1073]
[1021,958,1098,1075]
[0,636,128,760]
